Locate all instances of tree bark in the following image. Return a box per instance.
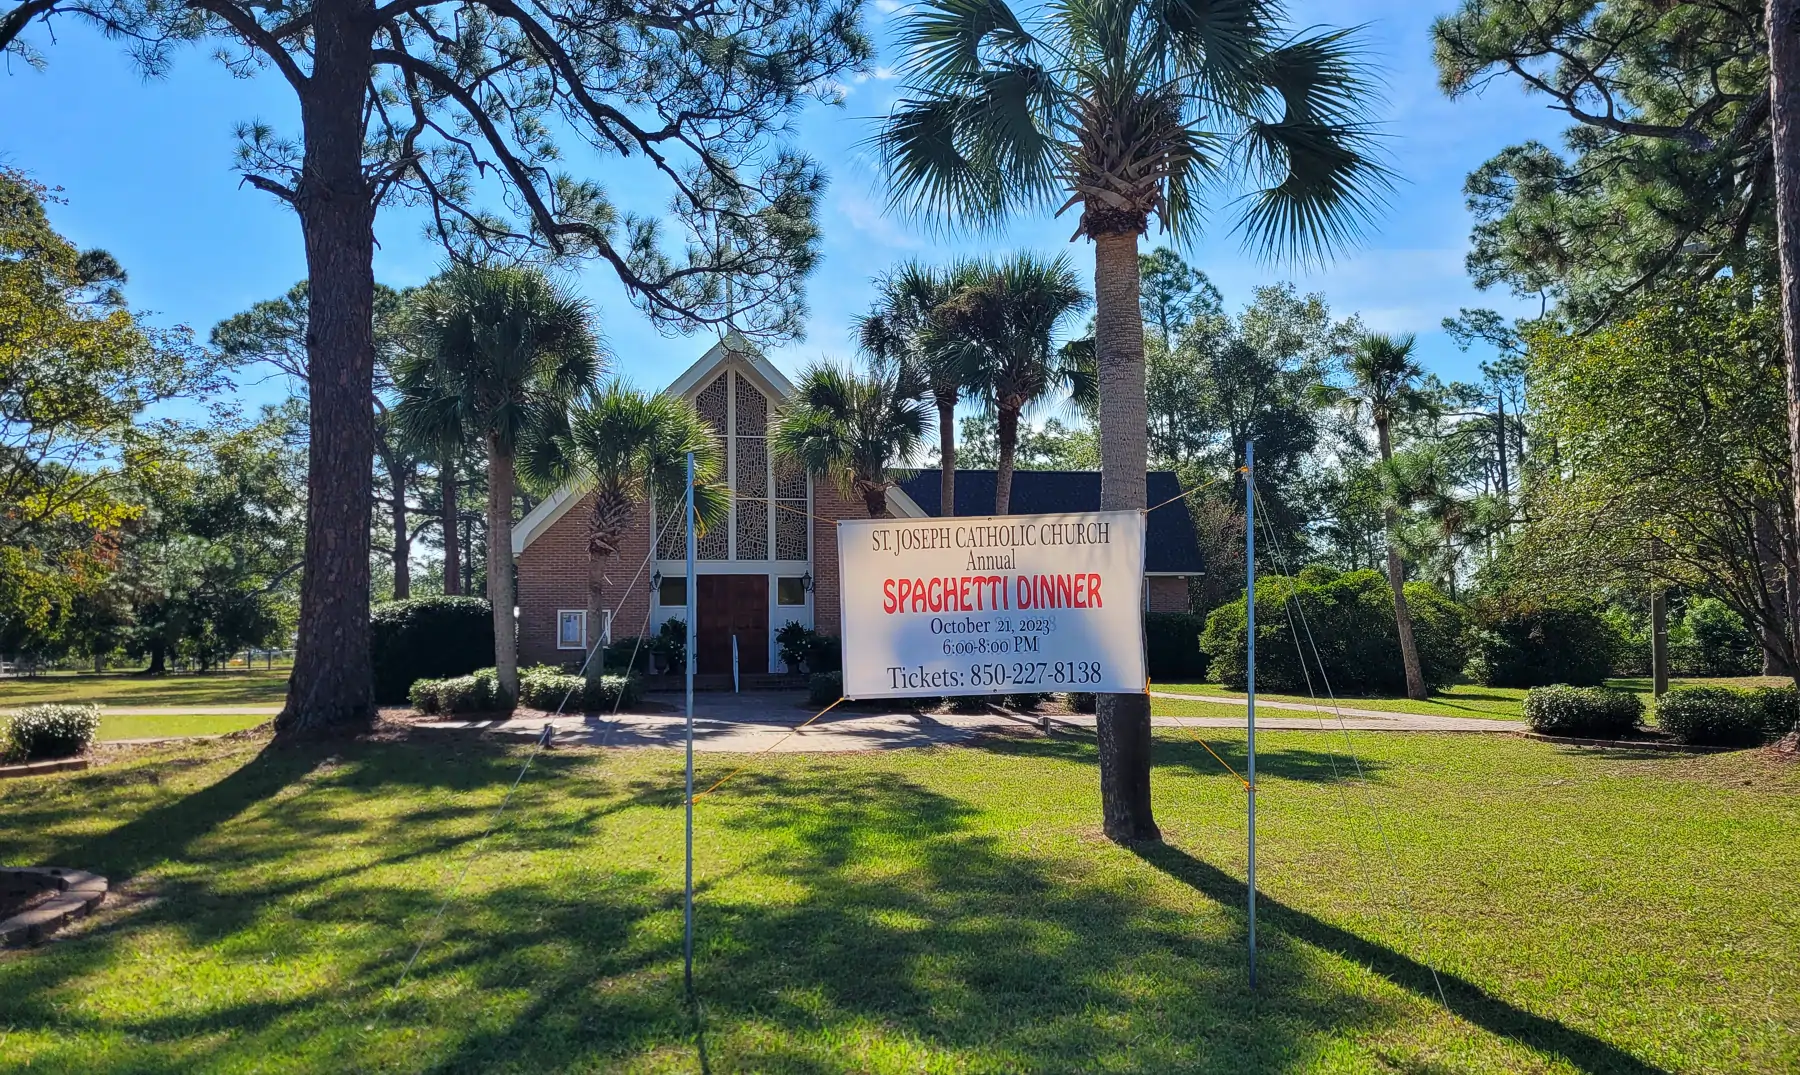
[994,405,1019,515]
[441,460,461,595]
[1092,230,1159,844]
[384,450,412,600]
[487,435,519,703]
[1376,416,1429,700]
[277,0,379,736]
[1651,588,1670,697]
[146,638,167,676]
[1771,0,1800,714]
[586,546,610,692]
[938,398,957,517]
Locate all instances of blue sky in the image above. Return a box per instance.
[1,0,1565,411]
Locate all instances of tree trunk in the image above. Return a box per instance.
[1771,0,1800,715]
[1092,230,1159,844]
[487,435,519,704]
[938,398,957,517]
[277,1,379,737]
[386,451,412,600]
[1494,392,1510,511]
[1376,416,1428,700]
[863,485,890,518]
[994,405,1019,515]
[1651,588,1670,697]
[146,638,167,676]
[586,544,611,693]
[441,460,461,596]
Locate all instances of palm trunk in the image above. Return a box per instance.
[938,397,957,516]
[486,434,518,705]
[385,450,412,600]
[863,485,890,518]
[441,460,461,596]
[1092,229,1159,845]
[1376,417,1428,700]
[1771,0,1800,720]
[278,1,378,737]
[994,405,1019,515]
[586,546,610,693]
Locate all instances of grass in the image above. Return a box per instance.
[0,669,289,708]
[1152,681,1530,720]
[95,713,271,742]
[1,729,1796,1072]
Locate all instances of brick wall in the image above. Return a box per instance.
[808,482,867,637]
[1147,575,1191,613]
[516,494,655,669]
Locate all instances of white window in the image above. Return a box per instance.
[557,610,586,650]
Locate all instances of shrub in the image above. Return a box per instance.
[1523,686,1643,738]
[1749,685,1800,740]
[651,618,687,673]
[775,621,812,671]
[1656,686,1766,747]
[1003,693,1049,711]
[1144,611,1208,681]
[517,665,641,712]
[3,703,101,760]
[371,596,494,704]
[603,636,651,674]
[806,633,842,673]
[808,670,842,707]
[1469,604,1619,688]
[1673,598,1759,677]
[408,668,506,715]
[1201,567,1467,695]
[942,695,992,714]
[1064,692,1097,713]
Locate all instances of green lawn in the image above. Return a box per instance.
[1,729,1795,1072]
[0,669,289,708]
[1152,681,1530,719]
[95,713,271,742]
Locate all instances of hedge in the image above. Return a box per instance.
[408,669,505,715]
[1064,692,1097,713]
[1522,686,1643,738]
[808,671,842,707]
[2,703,101,760]
[1656,686,1770,747]
[1750,685,1800,740]
[517,665,640,712]
[1469,604,1619,688]
[1200,566,1467,695]
[1144,611,1208,681]
[371,596,494,704]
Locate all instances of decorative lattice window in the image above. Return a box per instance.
[736,432,768,499]
[775,504,807,562]
[696,374,727,434]
[735,373,767,435]
[735,498,768,560]
[655,497,686,560]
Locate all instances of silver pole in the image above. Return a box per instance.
[683,451,696,993]
[1245,440,1257,989]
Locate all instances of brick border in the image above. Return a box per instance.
[0,758,88,780]
[0,867,108,946]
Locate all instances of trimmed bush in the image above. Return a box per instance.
[517,665,641,712]
[1201,567,1467,695]
[1063,692,1097,713]
[3,703,101,760]
[1672,598,1759,677]
[1523,685,1643,738]
[806,633,843,674]
[408,668,505,715]
[372,596,494,704]
[1144,611,1208,681]
[1469,604,1618,688]
[1750,685,1799,740]
[1002,693,1050,711]
[808,670,842,707]
[1655,686,1766,747]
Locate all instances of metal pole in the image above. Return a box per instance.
[1245,440,1257,989]
[683,451,696,993]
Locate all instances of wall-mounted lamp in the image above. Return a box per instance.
[801,571,815,593]
[650,570,662,592]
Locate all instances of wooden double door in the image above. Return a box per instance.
[695,574,770,675]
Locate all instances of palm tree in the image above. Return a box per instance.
[878,0,1389,842]
[856,261,974,516]
[772,362,929,518]
[521,383,729,689]
[1336,332,1432,701]
[395,264,600,703]
[935,253,1092,514]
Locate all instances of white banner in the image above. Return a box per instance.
[837,510,1147,699]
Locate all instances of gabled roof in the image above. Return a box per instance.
[896,470,1204,574]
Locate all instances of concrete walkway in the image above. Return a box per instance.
[414,690,1512,753]
[1149,689,1511,722]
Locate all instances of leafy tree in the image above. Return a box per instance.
[1326,332,1433,700]
[954,413,1099,471]
[772,362,928,518]
[878,0,1390,841]
[395,265,600,706]
[212,281,435,598]
[1139,245,1220,349]
[856,261,976,515]
[4,0,869,734]
[521,383,727,689]
[1517,280,1797,675]
[933,252,1091,513]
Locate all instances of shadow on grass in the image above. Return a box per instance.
[0,738,1664,1073]
[972,728,1391,784]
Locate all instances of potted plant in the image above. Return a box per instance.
[775,621,812,676]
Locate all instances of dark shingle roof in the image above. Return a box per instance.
[896,470,1203,574]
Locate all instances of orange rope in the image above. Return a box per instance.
[690,696,848,802]
[1143,470,1238,515]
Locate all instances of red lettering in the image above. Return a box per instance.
[1088,573,1103,607]
[884,579,896,614]
[912,578,927,613]
[1074,573,1087,608]
[895,578,911,611]
[1055,574,1072,608]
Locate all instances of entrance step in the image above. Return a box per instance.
[642,673,809,692]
